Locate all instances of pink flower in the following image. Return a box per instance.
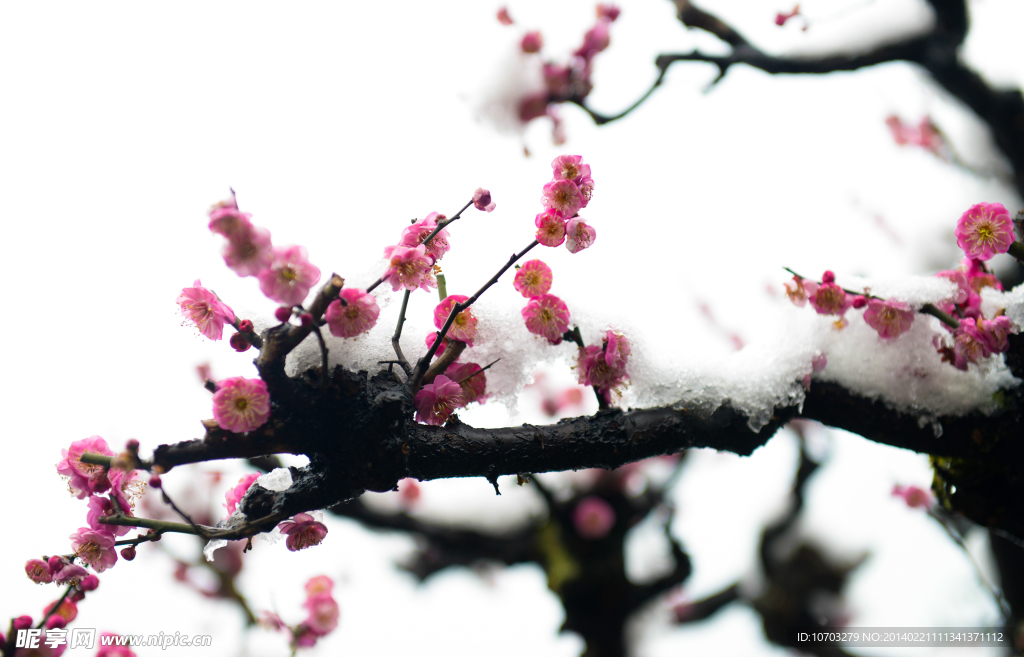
[518,91,551,124]
[936,268,971,304]
[57,436,115,499]
[223,225,274,277]
[574,19,611,60]
[573,496,615,539]
[303,593,340,635]
[497,6,513,25]
[603,330,631,370]
[414,375,465,426]
[278,513,329,551]
[390,212,451,263]
[212,377,271,433]
[551,155,591,184]
[177,279,236,341]
[86,496,131,537]
[535,208,567,247]
[783,276,809,307]
[445,362,488,405]
[565,217,596,253]
[541,179,583,217]
[774,5,800,26]
[473,188,495,212]
[513,259,553,298]
[25,559,53,584]
[596,4,621,21]
[45,598,78,623]
[225,473,261,515]
[305,575,334,597]
[257,245,321,306]
[892,484,932,509]
[808,281,852,316]
[863,299,915,339]
[425,332,453,358]
[383,244,435,292]
[955,202,1014,260]
[965,258,1003,293]
[70,527,118,572]
[577,177,594,207]
[952,318,992,370]
[977,315,1015,353]
[522,294,570,344]
[577,344,626,391]
[53,562,88,585]
[520,31,543,54]
[208,206,253,241]
[325,288,380,338]
[107,466,143,514]
[96,634,137,657]
[434,295,478,345]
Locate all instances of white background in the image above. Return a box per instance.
[1,0,1021,654]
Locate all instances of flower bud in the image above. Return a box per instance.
[80,574,100,590]
[69,589,86,602]
[300,313,313,328]
[275,306,292,323]
[13,616,33,631]
[822,270,836,284]
[45,615,66,630]
[238,319,254,333]
[149,474,162,489]
[852,295,867,309]
[47,556,64,573]
[230,332,252,352]
[126,439,140,452]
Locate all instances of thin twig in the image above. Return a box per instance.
[391,290,413,377]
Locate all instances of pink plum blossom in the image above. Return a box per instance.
[513,259,553,298]
[87,496,131,537]
[433,295,478,345]
[574,19,611,60]
[25,559,53,584]
[603,330,631,370]
[70,527,118,572]
[278,513,329,552]
[497,6,513,25]
[425,332,453,358]
[522,294,570,344]
[223,225,274,277]
[551,155,591,184]
[955,202,1014,260]
[390,212,451,263]
[305,575,334,597]
[212,377,271,434]
[473,188,495,212]
[325,288,380,338]
[177,280,235,341]
[565,217,596,253]
[977,315,1015,353]
[303,593,340,635]
[783,276,809,307]
[225,473,261,515]
[535,208,567,247]
[573,496,615,539]
[107,466,143,514]
[53,562,88,586]
[965,258,1003,293]
[863,299,915,339]
[596,3,621,21]
[383,244,435,292]
[541,179,583,217]
[892,484,932,509]
[808,281,852,316]
[577,177,594,207]
[414,375,465,426]
[520,31,543,54]
[258,245,322,306]
[208,206,253,241]
[57,436,115,499]
[952,318,992,370]
[935,268,971,304]
[445,362,488,405]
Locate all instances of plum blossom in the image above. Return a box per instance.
[389,212,451,262]
[225,473,261,515]
[565,217,596,253]
[577,331,630,399]
[258,245,321,306]
[808,275,852,317]
[177,280,236,340]
[383,244,435,292]
[497,6,513,25]
[577,177,594,207]
[952,318,992,370]
[57,436,115,499]
[522,294,570,343]
[977,315,1015,353]
[520,31,543,54]
[965,257,1003,293]
[278,513,329,552]
[573,496,615,539]
[433,295,478,345]
[306,575,334,597]
[473,188,496,212]
[25,559,53,584]
[513,259,553,298]
[541,179,583,217]
[574,18,611,60]
[551,155,591,183]
[223,225,274,277]
[107,466,144,513]
[863,299,915,339]
[955,202,1014,260]
[445,362,488,405]
[208,206,251,240]
[414,375,464,426]
[425,332,453,358]
[783,276,809,306]
[535,208,567,247]
[212,377,271,433]
[596,3,621,21]
[70,527,118,572]
[303,593,340,635]
[325,288,380,338]
[53,562,88,586]
[87,496,131,536]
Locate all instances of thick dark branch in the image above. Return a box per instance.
[256,273,344,381]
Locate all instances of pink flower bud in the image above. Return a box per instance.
[120,546,137,561]
[126,439,139,452]
[275,306,292,322]
[520,31,543,54]
[852,295,867,309]
[230,332,252,352]
[80,574,100,590]
[149,474,162,489]
[46,616,66,630]
[300,313,314,328]
[497,6,513,25]
[573,496,615,539]
[14,616,33,631]
[238,319,254,332]
[473,187,495,212]
[821,270,835,284]
[48,556,64,573]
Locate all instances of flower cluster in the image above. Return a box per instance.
[381,212,453,292]
[506,5,620,144]
[208,198,321,306]
[260,575,340,649]
[535,155,596,252]
[576,329,631,404]
[932,257,1017,370]
[785,270,915,339]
